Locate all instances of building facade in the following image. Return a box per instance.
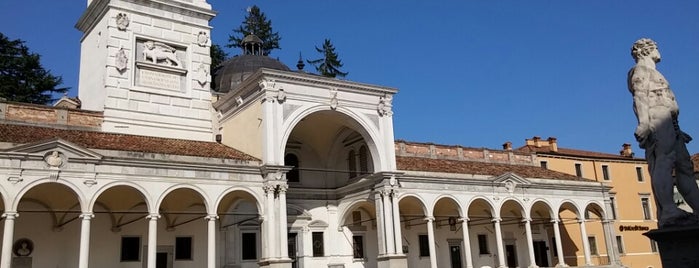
[0,1,629,268]
[516,137,660,268]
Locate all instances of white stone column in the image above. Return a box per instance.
[425,217,437,268]
[0,212,18,268]
[381,190,395,254]
[459,217,473,268]
[278,184,289,259]
[551,219,567,267]
[602,220,620,266]
[493,218,506,268]
[206,215,218,268]
[578,219,592,266]
[523,218,538,268]
[264,183,277,259]
[78,213,94,268]
[147,214,160,268]
[391,189,403,254]
[374,191,387,255]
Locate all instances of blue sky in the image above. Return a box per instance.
[2,1,699,155]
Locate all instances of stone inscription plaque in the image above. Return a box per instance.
[139,69,181,91]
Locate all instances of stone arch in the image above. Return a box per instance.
[214,186,263,215]
[338,198,376,225]
[280,104,386,171]
[432,194,464,217]
[88,181,152,212]
[12,178,85,212]
[397,193,429,216]
[557,200,583,220]
[498,198,526,222]
[529,199,556,220]
[155,183,211,214]
[583,201,607,221]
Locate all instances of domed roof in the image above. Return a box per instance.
[212,34,291,93]
[212,54,290,93]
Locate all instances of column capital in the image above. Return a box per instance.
[458,217,470,222]
[80,213,95,220]
[1,212,18,220]
[263,182,276,194]
[550,218,560,223]
[522,217,532,222]
[424,216,435,222]
[147,214,160,220]
[277,183,289,193]
[577,219,587,224]
[492,217,502,223]
[205,214,219,221]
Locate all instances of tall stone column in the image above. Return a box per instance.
[551,219,567,267]
[523,218,538,268]
[425,217,437,268]
[147,214,160,268]
[391,189,403,254]
[459,217,474,268]
[578,219,592,266]
[602,220,620,265]
[78,213,94,268]
[278,184,289,259]
[0,212,18,268]
[206,215,218,268]
[374,191,387,255]
[264,183,277,259]
[493,218,506,268]
[381,190,395,254]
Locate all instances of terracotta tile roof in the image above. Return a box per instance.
[396,156,590,181]
[516,145,643,161]
[0,123,257,161]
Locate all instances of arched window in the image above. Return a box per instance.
[359,146,368,174]
[348,150,357,178]
[285,154,300,182]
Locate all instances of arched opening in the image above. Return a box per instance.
[91,185,149,267]
[582,202,610,265]
[467,198,496,268]
[558,202,582,266]
[15,182,82,267]
[340,200,378,264]
[498,199,526,268]
[530,200,555,267]
[217,190,261,267]
[284,110,375,189]
[432,197,462,268]
[398,195,428,268]
[157,187,209,267]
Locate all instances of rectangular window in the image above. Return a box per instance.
[175,236,192,260]
[552,237,557,257]
[120,236,141,262]
[575,163,583,177]
[636,167,644,182]
[242,233,257,260]
[602,165,610,180]
[615,235,624,254]
[540,161,548,169]
[642,197,651,220]
[312,232,324,257]
[352,235,364,259]
[478,234,489,254]
[610,197,618,220]
[419,234,430,257]
[588,236,598,255]
[650,240,658,252]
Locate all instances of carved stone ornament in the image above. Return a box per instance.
[143,41,181,67]
[195,63,208,85]
[330,90,338,110]
[504,180,516,194]
[276,89,287,103]
[196,31,210,47]
[116,13,130,31]
[115,48,128,73]
[45,151,64,168]
[377,95,393,117]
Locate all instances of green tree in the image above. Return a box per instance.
[307,39,348,78]
[0,33,68,104]
[227,5,281,56]
[210,44,227,71]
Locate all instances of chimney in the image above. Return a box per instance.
[620,143,634,157]
[533,136,542,147]
[503,141,512,151]
[548,137,558,152]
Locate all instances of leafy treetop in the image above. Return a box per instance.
[0,33,68,104]
[227,5,281,56]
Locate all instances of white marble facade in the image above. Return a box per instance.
[0,1,623,268]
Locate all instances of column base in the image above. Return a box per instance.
[258,258,293,268]
[527,265,539,268]
[644,225,699,268]
[377,254,407,268]
[554,264,569,267]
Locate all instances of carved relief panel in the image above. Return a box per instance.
[133,38,188,93]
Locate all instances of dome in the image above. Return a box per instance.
[212,54,290,93]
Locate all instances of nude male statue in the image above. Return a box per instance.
[628,38,699,228]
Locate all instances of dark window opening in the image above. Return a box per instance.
[478,234,489,254]
[175,237,192,260]
[312,232,324,257]
[285,154,300,182]
[242,233,257,260]
[602,165,610,180]
[359,146,368,174]
[121,236,141,262]
[352,235,364,259]
[575,163,583,177]
[419,234,430,257]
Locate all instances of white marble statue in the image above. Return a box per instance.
[628,38,699,228]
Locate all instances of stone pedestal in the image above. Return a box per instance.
[644,226,699,268]
[11,257,32,268]
[377,254,407,268]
